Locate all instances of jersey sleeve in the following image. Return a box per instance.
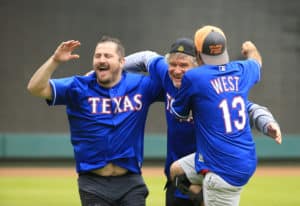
[137,56,168,103]
[246,100,253,112]
[148,56,169,85]
[46,76,75,105]
[244,59,261,84]
[170,75,193,119]
[124,54,168,101]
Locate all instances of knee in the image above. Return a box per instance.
[170,161,184,181]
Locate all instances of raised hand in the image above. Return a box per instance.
[241,41,262,66]
[241,41,255,56]
[52,40,81,63]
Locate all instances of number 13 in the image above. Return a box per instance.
[219,96,246,133]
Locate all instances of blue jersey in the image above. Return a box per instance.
[47,71,163,174]
[148,57,196,179]
[171,59,261,186]
[148,57,196,199]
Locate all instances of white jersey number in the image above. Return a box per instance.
[219,96,246,133]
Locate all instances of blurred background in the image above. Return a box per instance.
[0,0,299,162]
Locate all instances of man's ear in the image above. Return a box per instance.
[119,57,125,66]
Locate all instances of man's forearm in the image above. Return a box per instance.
[27,56,58,99]
[249,103,279,135]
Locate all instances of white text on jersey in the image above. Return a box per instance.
[88,95,142,114]
[210,76,239,94]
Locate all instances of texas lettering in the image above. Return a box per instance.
[88,95,142,114]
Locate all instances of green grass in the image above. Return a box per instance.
[0,174,299,206]
[240,176,300,206]
[0,177,80,206]
[144,176,165,206]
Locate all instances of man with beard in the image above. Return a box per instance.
[27,36,164,206]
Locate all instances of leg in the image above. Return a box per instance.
[165,181,194,206]
[170,153,204,185]
[79,189,113,206]
[172,174,203,206]
[78,172,147,206]
[119,183,149,206]
[170,154,204,206]
[203,172,242,206]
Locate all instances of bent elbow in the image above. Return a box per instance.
[26,80,48,98]
[27,81,35,94]
[27,80,39,96]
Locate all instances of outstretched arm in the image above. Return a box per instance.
[123,51,160,73]
[27,40,80,99]
[248,103,282,144]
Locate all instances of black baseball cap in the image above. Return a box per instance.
[169,38,196,57]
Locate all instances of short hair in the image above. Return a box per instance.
[97,35,125,58]
[165,52,198,67]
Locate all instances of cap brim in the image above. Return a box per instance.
[200,50,229,65]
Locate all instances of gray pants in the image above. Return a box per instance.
[78,172,148,206]
[178,153,242,206]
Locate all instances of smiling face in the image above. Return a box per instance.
[93,41,125,88]
[167,53,197,88]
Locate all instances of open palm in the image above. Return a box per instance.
[53,40,81,63]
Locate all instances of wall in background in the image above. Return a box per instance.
[0,0,299,134]
[0,133,299,160]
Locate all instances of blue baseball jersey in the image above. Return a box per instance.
[47,71,163,174]
[171,59,261,186]
[148,57,196,179]
[147,56,197,199]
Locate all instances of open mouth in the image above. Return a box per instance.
[96,65,109,71]
[173,75,182,81]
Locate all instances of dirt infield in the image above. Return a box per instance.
[0,166,300,177]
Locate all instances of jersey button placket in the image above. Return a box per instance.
[109,88,117,127]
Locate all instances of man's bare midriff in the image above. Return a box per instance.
[91,163,128,176]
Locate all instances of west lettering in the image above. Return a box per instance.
[210,76,239,94]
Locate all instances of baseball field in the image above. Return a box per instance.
[0,166,300,206]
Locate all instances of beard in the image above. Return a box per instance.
[95,66,122,88]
